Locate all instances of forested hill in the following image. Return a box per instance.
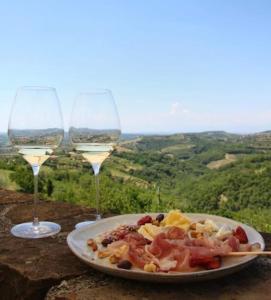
[1,131,271,232]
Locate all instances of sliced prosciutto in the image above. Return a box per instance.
[95,216,255,274]
[146,226,235,272]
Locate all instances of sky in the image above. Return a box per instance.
[0,0,271,134]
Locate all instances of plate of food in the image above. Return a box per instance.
[67,210,265,282]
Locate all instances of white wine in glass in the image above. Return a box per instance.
[8,86,64,238]
[69,89,121,228]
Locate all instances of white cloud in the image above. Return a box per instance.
[169,102,190,116]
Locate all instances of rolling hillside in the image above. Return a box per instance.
[1,131,271,231]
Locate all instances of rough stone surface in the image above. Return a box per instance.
[0,188,271,300]
[46,258,271,300]
[0,189,95,300]
[46,241,271,300]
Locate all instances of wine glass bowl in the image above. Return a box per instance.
[69,89,121,228]
[8,86,64,238]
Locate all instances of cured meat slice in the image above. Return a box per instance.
[173,248,192,272]
[190,255,221,270]
[227,236,240,252]
[129,246,150,268]
[124,232,148,247]
[166,226,186,240]
[148,232,172,258]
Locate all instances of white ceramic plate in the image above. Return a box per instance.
[67,213,265,283]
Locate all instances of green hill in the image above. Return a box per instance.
[1,131,271,232]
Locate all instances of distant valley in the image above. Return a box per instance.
[1,131,271,232]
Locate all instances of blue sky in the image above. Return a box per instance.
[0,0,271,133]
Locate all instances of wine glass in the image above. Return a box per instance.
[8,86,64,238]
[69,89,121,229]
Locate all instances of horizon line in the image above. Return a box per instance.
[1,130,271,136]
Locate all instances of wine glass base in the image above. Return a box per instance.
[11,221,61,239]
[75,215,102,230]
[75,220,96,229]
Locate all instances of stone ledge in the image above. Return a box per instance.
[45,258,271,300]
[0,189,94,300]
[1,189,271,300]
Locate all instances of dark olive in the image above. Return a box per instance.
[101,237,113,247]
[156,214,165,222]
[145,238,152,244]
[117,260,132,270]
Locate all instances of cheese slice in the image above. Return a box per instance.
[215,225,233,240]
[161,210,191,231]
[138,226,154,241]
[138,224,162,241]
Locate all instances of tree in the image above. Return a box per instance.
[47,179,54,197]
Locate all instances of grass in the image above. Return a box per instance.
[0,169,18,190]
[232,208,271,233]
[207,154,237,170]
[110,169,150,188]
[119,137,142,146]
[161,143,194,154]
[108,156,143,171]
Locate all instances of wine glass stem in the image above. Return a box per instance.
[94,173,101,220]
[33,174,39,226]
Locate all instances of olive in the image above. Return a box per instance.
[156,213,165,222]
[101,237,113,247]
[145,238,152,244]
[117,260,132,270]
